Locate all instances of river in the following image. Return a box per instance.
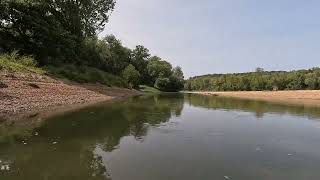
[1,93,320,180]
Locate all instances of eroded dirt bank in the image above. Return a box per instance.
[0,72,141,122]
[190,90,320,107]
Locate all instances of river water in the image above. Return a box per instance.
[1,94,320,180]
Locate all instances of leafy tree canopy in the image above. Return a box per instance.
[122,64,140,89]
[147,56,172,83]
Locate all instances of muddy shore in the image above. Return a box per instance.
[190,90,320,107]
[0,72,141,123]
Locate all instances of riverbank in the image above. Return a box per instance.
[0,72,141,122]
[190,90,320,107]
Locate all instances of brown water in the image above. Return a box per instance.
[1,94,320,180]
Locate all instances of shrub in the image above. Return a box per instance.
[0,52,43,73]
[45,64,127,87]
[155,76,184,92]
[154,78,170,91]
[122,64,140,89]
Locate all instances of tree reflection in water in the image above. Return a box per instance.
[0,94,184,180]
[186,93,320,119]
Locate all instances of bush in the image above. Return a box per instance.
[0,52,43,73]
[155,78,170,91]
[122,64,140,89]
[45,64,127,87]
[168,76,184,91]
[155,76,184,92]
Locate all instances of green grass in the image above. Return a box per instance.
[139,85,161,93]
[0,52,45,74]
[45,64,128,87]
[0,52,128,87]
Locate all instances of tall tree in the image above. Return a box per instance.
[122,64,140,89]
[0,0,115,64]
[43,0,115,37]
[172,66,184,80]
[131,45,151,84]
[147,56,172,84]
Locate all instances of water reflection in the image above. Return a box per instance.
[0,94,184,180]
[186,94,320,119]
[1,94,320,180]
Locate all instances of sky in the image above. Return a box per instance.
[101,0,320,78]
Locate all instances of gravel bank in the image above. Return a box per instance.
[0,73,141,121]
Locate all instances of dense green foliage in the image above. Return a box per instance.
[122,64,140,88]
[0,0,115,64]
[46,64,127,87]
[155,76,184,92]
[0,52,44,74]
[0,52,127,87]
[0,0,184,91]
[185,68,320,91]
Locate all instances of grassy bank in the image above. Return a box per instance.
[0,52,44,74]
[45,65,127,87]
[0,53,127,88]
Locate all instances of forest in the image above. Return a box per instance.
[185,67,320,91]
[0,0,184,92]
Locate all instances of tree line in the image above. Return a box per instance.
[185,68,320,91]
[0,0,184,91]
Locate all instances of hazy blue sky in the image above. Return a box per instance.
[101,0,320,78]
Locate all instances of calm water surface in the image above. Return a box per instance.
[2,94,320,179]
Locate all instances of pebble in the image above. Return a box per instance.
[224,176,231,179]
[52,142,58,144]
[0,165,10,171]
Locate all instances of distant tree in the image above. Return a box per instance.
[168,75,184,91]
[155,78,170,91]
[255,67,264,73]
[172,66,184,80]
[102,35,131,74]
[305,73,319,89]
[154,76,184,92]
[147,56,172,84]
[185,67,320,92]
[131,45,151,84]
[122,64,140,89]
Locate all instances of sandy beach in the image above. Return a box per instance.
[190,90,320,107]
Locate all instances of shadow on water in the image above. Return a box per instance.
[0,93,184,180]
[185,93,320,120]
